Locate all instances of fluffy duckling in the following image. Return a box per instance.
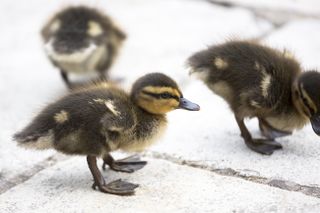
[41,6,126,88]
[13,73,200,195]
[188,40,320,155]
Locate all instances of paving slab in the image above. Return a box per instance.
[1,158,320,213]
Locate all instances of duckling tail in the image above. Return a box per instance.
[187,48,211,70]
[187,49,213,82]
[13,130,54,150]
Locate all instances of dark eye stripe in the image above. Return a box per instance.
[142,91,179,101]
[298,87,316,115]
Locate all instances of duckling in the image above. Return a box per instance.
[41,6,126,88]
[188,40,320,155]
[13,73,200,195]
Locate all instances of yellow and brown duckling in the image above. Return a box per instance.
[13,73,200,195]
[188,40,320,155]
[41,6,126,88]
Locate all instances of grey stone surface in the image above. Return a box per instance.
[1,158,320,213]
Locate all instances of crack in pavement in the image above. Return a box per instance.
[144,151,320,199]
[0,154,68,194]
[192,0,287,53]
[206,0,284,27]
[206,0,320,26]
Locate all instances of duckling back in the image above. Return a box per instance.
[13,84,134,155]
[188,41,301,117]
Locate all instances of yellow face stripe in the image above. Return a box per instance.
[87,21,103,37]
[137,96,179,114]
[142,86,181,98]
[300,84,317,114]
[137,86,181,114]
[50,19,61,33]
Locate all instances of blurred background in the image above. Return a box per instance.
[1,0,320,211]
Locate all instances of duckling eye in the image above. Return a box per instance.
[160,93,172,99]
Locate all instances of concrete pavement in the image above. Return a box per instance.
[1,0,320,212]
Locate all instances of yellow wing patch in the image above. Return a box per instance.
[93,98,105,104]
[93,98,121,116]
[54,110,69,124]
[213,57,228,70]
[105,100,121,116]
[261,71,271,98]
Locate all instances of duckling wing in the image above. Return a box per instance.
[13,91,112,149]
[100,100,136,133]
[189,41,296,115]
[13,101,72,149]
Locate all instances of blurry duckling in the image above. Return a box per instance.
[13,73,200,195]
[188,40,320,155]
[41,6,126,88]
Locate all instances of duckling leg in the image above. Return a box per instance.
[98,72,108,81]
[87,155,138,195]
[258,118,292,140]
[60,70,71,89]
[102,154,147,173]
[235,116,282,155]
[97,49,112,81]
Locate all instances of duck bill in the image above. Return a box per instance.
[310,115,320,136]
[178,97,200,111]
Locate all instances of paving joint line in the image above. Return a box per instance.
[144,151,320,199]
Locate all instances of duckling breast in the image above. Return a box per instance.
[265,112,309,132]
[119,117,167,152]
[47,43,107,73]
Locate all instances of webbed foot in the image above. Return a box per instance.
[245,139,282,155]
[92,179,138,196]
[103,155,147,173]
[87,155,138,196]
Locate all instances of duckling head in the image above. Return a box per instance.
[42,6,123,62]
[131,73,200,114]
[293,71,320,135]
